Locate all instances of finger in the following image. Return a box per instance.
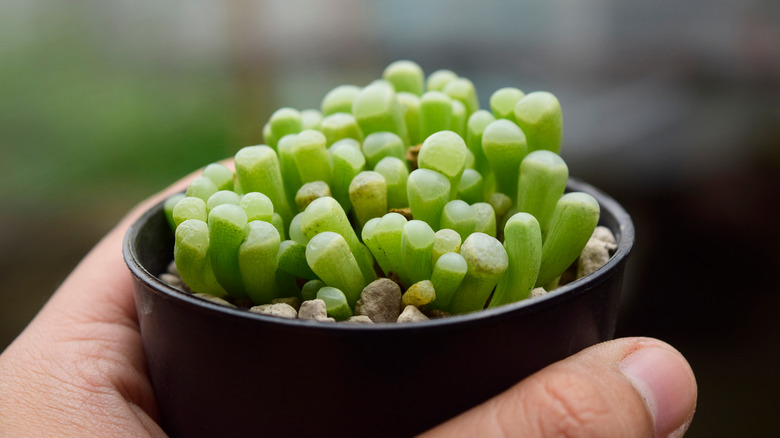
[44,158,235,325]
[421,337,697,438]
[0,160,235,436]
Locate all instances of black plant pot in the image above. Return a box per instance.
[124,178,633,438]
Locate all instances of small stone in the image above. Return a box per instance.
[166,260,179,276]
[397,305,429,323]
[298,299,336,322]
[271,297,302,311]
[402,280,436,307]
[591,226,618,251]
[343,315,374,324]
[355,278,402,323]
[159,273,184,289]
[193,293,237,308]
[530,287,547,299]
[576,226,617,279]
[249,303,298,319]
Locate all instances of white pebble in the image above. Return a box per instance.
[397,305,429,323]
[355,278,402,323]
[193,293,236,308]
[576,226,617,279]
[343,315,374,324]
[530,287,548,299]
[298,299,336,322]
[160,273,184,289]
[249,303,298,319]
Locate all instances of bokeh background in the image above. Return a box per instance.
[2,0,778,435]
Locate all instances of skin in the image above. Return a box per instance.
[0,164,697,437]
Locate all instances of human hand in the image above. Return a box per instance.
[0,170,696,438]
[422,337,697,437]
[0,171,197,437]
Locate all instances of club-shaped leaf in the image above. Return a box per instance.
[276,133,303,210]
[239,220,281,304]
[239,192,274,223]
[402,220,436,285]
[316,286,353,321]
[206,190,241,212]
[321,84,361,116]
[268,107,303,147]
[420,91,453,139]
[382,60,424,96]
[432,228,461,265]
[293,129,331,186]
[349,171,388,228]
[516,150,569,235]
[300,196,377,284]
[426,69,457,92]
[329,139,366,213]
[301,109,323,130]
[448,233,508,314]
[482,119,527,201]
[172,197,207,229]
[443,77,479,115]
[203,162,234,191]
[374,156,409,209]
[457,168,484,205]
[418,130,469,199]
[208,204,249,298]
[465,110,496,178]
[319,112,364,147]
[397,92,422,146]
[301,279,327,301]
[450,99,467,138]
[295,181,331,213]
[430,252,467,310]
[471,202,497,238]
[440,200,476,242]
[407,168,450,229]
[351,80,409,146]
[489,213,542,307]
[186,176,218,203]
[235,145,293,227]
[174,219,228,298]
[305,231,366,307]
[277,239,317,280]
[288,213,308,245]
[489,87,525,122]
[363,132,406,169]
[513,91,563,154]
[536,192,600,287]
[369,212,409,285]
[164,193,186,231]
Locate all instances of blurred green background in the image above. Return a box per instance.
[1,0,778,436]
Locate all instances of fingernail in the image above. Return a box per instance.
[620,346,697,438]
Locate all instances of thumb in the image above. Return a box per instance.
[422,337,697,438]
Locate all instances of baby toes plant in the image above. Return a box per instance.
[163,60,611,321]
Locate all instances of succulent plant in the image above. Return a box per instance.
[164,60,603,319]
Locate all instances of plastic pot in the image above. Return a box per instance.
[123,177,633,438]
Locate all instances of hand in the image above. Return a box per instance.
[422,337,697,437]
[0,172,697,437]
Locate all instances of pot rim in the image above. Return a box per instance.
[123,177,633,333]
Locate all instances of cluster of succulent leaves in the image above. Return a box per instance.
[164,60,600,317]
